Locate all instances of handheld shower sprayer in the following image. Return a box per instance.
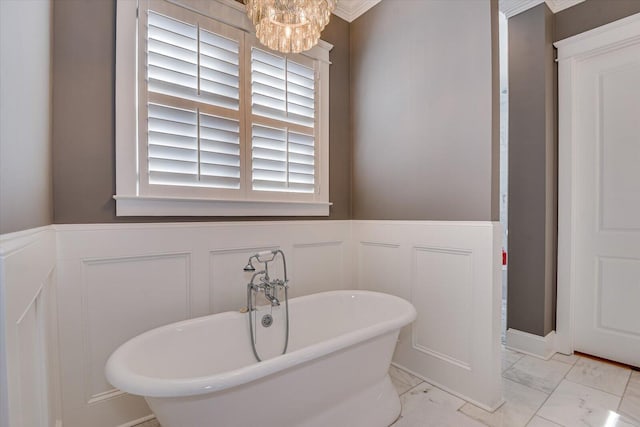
[243,249,290,362]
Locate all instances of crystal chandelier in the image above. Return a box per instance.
[246,0,337,53]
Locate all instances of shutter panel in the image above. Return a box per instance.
[147,12,198,100]
[251,125,315,193]
[287,131,315,193]
[250,48,315,128]
[199,112,241,189]
[145,9,242,191]
[286,60,315,128]
[199,28,240,110]
[148,103,199,186]
[251,49,287,121]
[252,125,287,191]
[250,47,317,194]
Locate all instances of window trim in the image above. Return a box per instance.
[115,0,332,216]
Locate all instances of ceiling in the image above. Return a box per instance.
[332,0,586,22]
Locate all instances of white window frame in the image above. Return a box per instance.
[114,0,332,216]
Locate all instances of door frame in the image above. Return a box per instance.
[554,13,640,355]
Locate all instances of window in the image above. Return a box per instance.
[114,0,331,216]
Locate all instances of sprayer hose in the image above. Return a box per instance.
[247,285,289,362]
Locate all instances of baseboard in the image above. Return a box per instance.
[505,328,556,360]
[390,362,505,413]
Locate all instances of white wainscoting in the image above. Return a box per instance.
[0,227,61,427]
[353,220,503,411]
[54,221,352,427]
[1,220,502,426]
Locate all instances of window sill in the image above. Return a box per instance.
[113,195,331,217]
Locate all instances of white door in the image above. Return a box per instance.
[559,17,640,367]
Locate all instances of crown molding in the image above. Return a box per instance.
[333,0,382,23]
[499,0,543,18]
[499,0,585,18]
[546,0,586,13]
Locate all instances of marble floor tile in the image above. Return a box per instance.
[460,378,548,427]
[526,416,562,427]
[400,381,466,414]
[503,347,526,372]
[551,353,580,366]
[620,371,640,423]
[393,400,485,427]
[392,381,484,427]
[390,365,423,395]
[537,379,632,427]
[566,357,631,396]
[503,356,573,394]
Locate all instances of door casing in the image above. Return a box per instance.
[555,13,640,355]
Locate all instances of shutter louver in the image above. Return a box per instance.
[145,9,241,190]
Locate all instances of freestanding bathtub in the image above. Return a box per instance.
[105,290,416,427]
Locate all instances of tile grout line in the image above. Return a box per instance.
[617,370,633,413]
[536,414,563,426]
[526,377,559,426]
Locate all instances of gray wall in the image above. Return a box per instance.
[0,0,53,234]
[507,3,557,336]
[52,0,351,223]
[507,0,640,337]
[350,0,499,221]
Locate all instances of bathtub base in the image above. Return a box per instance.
[148,373,400,427]
[147,330,403,427]
[303,374,400,427]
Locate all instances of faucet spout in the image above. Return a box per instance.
[265,294,280,306]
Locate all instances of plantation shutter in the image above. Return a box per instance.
[144,9,242,190]
[250,47,317,193]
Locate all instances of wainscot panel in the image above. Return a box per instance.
[0,227,61,427]
[353,220,503,411]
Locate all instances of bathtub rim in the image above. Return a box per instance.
[105,290,416,398]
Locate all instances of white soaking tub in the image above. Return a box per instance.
[106,290,416,427]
